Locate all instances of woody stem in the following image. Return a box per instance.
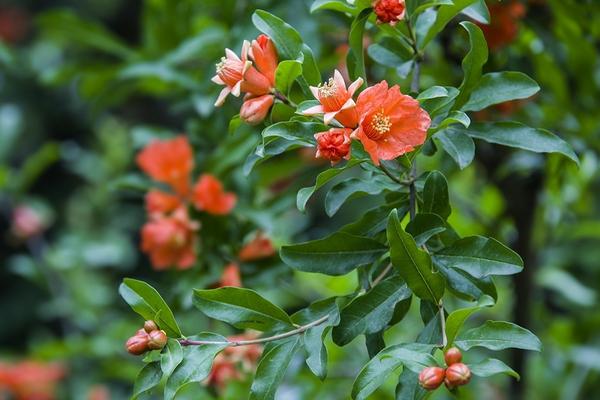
[273,89,298,108]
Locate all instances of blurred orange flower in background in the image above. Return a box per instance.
[0,361,65,400]
[477,1,526,50]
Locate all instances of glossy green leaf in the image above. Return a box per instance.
[418,86,449,101]
[462,72,540,112]
[275,60,302,95]
[341,201,409,237]
[252,10,303,60]
[300,44,322,86]
[395,370,429,400]
[193,287,293,331]
[462,122,579,164]
[435,263,497,301]
[438,111,471,129]
[297,158,365,211]
[352,343,437,400]
[412,0,454,16]
[160,339,184,377]
[461,0,490,23]
[387,209,445,303]
[455,321,542,351]
[263,121,326,141]
[433,127,475,169]
[420,0,479,48]
[469,358,520,380]
[250,337,301,400]
[454,22,488,109]
[445,295,495,348]
[433,236,524,278]
[281,231,388,276]
[132,362,162,399]
[347,8,370,81]
[310,0,356,14]
[406,213,447,247]
[333,277,411,346]
[325,178,385,217]
[164,333,228,400]
[422,171,451,220]
[119,278,182,337]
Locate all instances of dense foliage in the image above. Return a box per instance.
[1,1,599,399]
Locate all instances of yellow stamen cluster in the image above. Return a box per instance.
[216,57,227,73]
[318,78,338,97]
[371,110,392,135]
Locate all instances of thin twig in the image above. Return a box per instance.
[371,263,393,288]
[179,315,330,347]
[409,161,417,221]
[273,89,298,108]
[379,163,403,184]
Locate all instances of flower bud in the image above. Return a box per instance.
[444,363,471,389]
[314,128,352,165]
[144,320,159,333]
[148,329,168,350]
[240,94,274,125]
[418,366,445,390]
[373,0,406,26]
[126,330,150,355]
[444,347,462,366]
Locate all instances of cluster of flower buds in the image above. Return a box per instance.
[418,347,472,391]
[372,0,406,26]
[126,320,168,356]
[213,34,279,125]
[302,70,431,166]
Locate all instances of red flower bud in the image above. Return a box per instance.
[314,128,352,165]
[444,363,471,389]
[240,94,274,125]
[126,330,150,355]
[444,347,462,366]
[144,320,159,333]
[373,0,406,26]
[148,329,168,350]
[418,366,445,390]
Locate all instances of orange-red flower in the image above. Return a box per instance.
[145,190,182,216]
[477,1,526,50]
[212,41,273,107]
[0,7,29,44]
[140,208,198,270]
[238,232,276,262]
[206,333,262,390]
[352,81,430,165]
[193,174,237,216]
[240,94,274,125]
[303,70,363,127]
[219,263,242,287]
[248,34,278,87]
[0,361,65,400]
[136,136,194,196]
[314,128,352,165]
[373,0,406,26]
[11,205,46,239]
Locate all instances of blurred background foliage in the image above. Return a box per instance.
[0,0,599,399]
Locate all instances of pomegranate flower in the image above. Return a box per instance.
[477,1,526,51]
[314,128,352,165]
[238,232,276,262]
[136,136,194,196]
[240,94,274,125]
[212,41,273,107]
[303,70,363,127]
[140,208,198,270]
[352,81,430,165]
[193,174,237,215]
[145,190,182,217]
[219,263,242,287]
[0,361,66,400]
[248,34,278,86]
[11,205,46,239]
[373,0,406,26]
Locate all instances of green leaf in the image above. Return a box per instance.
[300,44,322,86]
[462,72,540,112]
[469,358,520,380]
[438,111,471,129]
[297,158,365,212]
[310,0,357,14]
[405,213,447,247]
[395,370,430,400]
[445,295,495,348]
[461,0,490,23]
[132,362,163,399]
[281,231,388,276]
[263,121,326,141]
[461,122,579,164]
[412,0,455,16]
[193,287,293,331]
[420,0,479,48]
[454,22,488,109]
[352,343,437,400]
[436,263,497,302]
[250,338,301,400]
[325,178,385,216]
[252,10,303,60]
[422,171,451,220]
[455,321,542,351]
[433,127,475,169]
[275,60,302,95]
[418,86,449,101]
[333,277,411,346]
[347,8,371,81]
[119,279,182,337]
[341,201,409,237]
[433,236,523,278]
[161,339,184,377]
[387,210,445,303]
[164,333,228,400]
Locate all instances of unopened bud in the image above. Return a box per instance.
[418,366,445,390]
[148,329,168,350]
[444,347,462,366]
[126,330,150,355]
[240,94,274,125]
[144,320,159,333]
[444,363,471,389]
